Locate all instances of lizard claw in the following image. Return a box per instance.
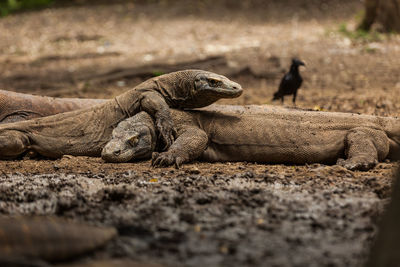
[175,157,184,169]
[151,152,184,168]
[151,152,160,167]
[152,151,174,167]
[337,157,377,171]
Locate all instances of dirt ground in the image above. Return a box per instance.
[0,1,400,266]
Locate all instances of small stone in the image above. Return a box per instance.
[188,167,200,174]
[256,218,265,225]
[116,80,126,87]
[194,225,201,232]
[219,245,228,254]
[241,171,254,178]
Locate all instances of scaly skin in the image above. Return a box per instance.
[0,216,116,265]
[0,89,106,123]
[102,105,400,171]
[0,70,242,159]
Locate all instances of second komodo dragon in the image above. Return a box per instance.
[0,70,242,159]
[102,105,400,171]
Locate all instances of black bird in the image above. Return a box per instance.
[272,58,305,104]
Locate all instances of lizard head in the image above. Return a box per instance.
[101,113,156,163]
[158,70,242,108]
[169,70,243,108]
[194,71,243,99]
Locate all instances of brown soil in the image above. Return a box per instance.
[0,1,399,266]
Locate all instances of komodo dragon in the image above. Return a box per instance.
[101,105,400,171]
[0,89,106,124]
[0,70,242,159]
[0,216,116,266]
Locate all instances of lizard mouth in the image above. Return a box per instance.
[202,83,243,98]
[101,149,128,163]
[194,72,243,98]
[102,149,150,163]
[217,85,243,97]
[101,136,154,163]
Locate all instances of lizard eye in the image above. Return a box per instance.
[128,134,139,146]
[208,79,221,87]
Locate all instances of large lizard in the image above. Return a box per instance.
[0,70,242,159]
[0,216,116,266]
[101,105,400,171]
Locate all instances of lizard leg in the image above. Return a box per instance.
[0,130,29,159]
[152,126,208,168]
[140,92,176,150]
[337,127,389,171]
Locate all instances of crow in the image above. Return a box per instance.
[272,58,305,104]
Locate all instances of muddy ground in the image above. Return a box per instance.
[0,1,400,266]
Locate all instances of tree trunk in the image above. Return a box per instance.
[366,167,400,267]
[358,0,400,32]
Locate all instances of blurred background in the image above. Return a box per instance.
[0,0,399,116]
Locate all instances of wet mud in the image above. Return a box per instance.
[0,158,396,266]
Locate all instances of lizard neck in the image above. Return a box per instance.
[153,71,197,108]
[115,71,198,111]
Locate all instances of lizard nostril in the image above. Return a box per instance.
[113,150,121,156]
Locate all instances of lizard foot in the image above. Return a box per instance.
[151,152,184,168]
[337,157,378,171]
[0,132,27,160]
[156,118,176,150]
[23,150,39,159]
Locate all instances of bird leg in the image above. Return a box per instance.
[292,91,297,105]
